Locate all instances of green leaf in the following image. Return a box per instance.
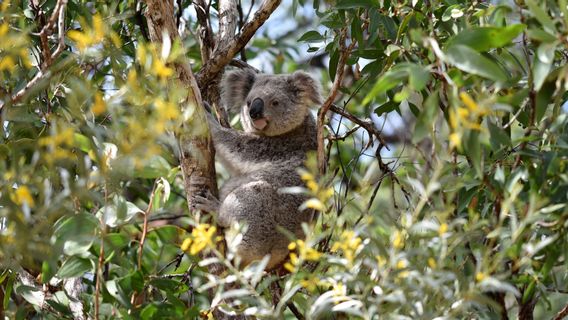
[298,30,324,43]
[363,68,407,105]
[445,45,508,82]
[328,49,339,81]
[447,25,525,52]
[464,131,483,177]
[407,64,430,91]
[54,214,99,256]
[133,155,171,179]
[412,91,439,143]
[533,42,556,91]
[526,0,556,34]
[14,285,44,307]
[41,260,57,284]
[105,233,130,250]
[335,0,378,9]
[57,256,93,278]
[488,121,512,150]
[374,101,398,117]
[96,196,143,228]
[535,82,555,123]
[73,133,92,153]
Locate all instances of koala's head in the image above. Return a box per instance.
[221,69,322,136]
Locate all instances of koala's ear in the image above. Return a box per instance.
[289,71,323,107]
[221,68,257,112]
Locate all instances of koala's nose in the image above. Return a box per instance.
[249,98,264,119]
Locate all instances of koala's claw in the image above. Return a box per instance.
[191,190,221,213]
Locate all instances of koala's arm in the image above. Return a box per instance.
[206,113,266,173]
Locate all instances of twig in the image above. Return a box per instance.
[95,185,108,320]
[329,104,388,148]
[138,182,158,269]
[317,29,356,174]
[553,303,568,320]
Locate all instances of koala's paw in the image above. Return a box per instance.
[191,190,221,213]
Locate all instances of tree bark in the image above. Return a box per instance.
[144,0,218,205]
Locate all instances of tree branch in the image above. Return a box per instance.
[194,0,215,63]
[196,0,281,88]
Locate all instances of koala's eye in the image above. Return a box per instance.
[246,100,251,106]
[271,100,279,107]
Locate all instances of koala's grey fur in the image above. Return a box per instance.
[193,69,322,270]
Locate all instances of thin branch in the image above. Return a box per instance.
[194,0,215,63]
[138,182,158,269]
[317,29,356,174]
[329,104,388,147]
[553,303,568,320]
[196,0,281,88]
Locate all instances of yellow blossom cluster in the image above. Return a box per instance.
[284,239,322,272]
[181,223,219,255]
[0,12,32,75]
[135,43,174,82]
[38,128,76,162]
[10,186,35,208]
[449,92,490,149]
[67,14,121,52]
[391,229,406,250]
[299,170,334,211]
[331,230,364,266]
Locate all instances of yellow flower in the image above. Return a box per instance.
[67,14,106,52]
[181,223,217,255]
[285,239,322,272]
[300,171,314,182]
[11,186,35,207]
[428,258,437,269]
[0,56,15,72]
[0,23,9,37]
[303,198,324,211]
[475,272,486,282]
[300,276,320,292]
[331,230,363,265]
[152,57,174,79]
[449,132,461,149]
[438,223,448,236]
[155,98,180,119]
[460,92,479,113]
[376,255,387,268]
[136,43,147,66]
[306,180,318,192]
[392,229,405,249]
[92,93,106,116]
[1,0,10,12]
[333,282,346,298]
[396,259,409,278]
[92,15,105,40]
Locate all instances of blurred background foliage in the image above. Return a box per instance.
[1,0,567,319]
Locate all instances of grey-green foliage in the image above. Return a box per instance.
[0,0,567,319]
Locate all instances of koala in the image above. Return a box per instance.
[193,69,322,270]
